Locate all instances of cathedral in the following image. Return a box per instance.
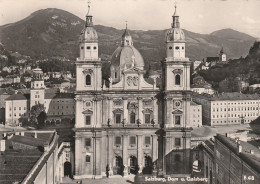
[74,4,193,179]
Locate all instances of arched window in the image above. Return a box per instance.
[115,72,118,79]
[175,74,180,85]
[86,75,91,85]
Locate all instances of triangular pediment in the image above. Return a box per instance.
[113,108,123,113]
[142,108,153,113]
[82,109,93,114]
[172,109,183,114]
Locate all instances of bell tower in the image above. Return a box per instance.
[76,1,102,92]
[163,5,190,91]
[30,67,45,107]
[159,4,192,176]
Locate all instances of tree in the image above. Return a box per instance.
[37,111,47,128]
[19,117,30,127]
[29,104,47,128]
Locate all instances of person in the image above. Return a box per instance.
[109,164,113,176]
[106,164,109,178]
[138,164,143,174]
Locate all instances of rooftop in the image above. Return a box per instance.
[216,134,260,174]
[45,93,75,99]
[0,131,56,184]
[5,93,30,101]
[193,92,260,101]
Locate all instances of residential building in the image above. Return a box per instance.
[5,68,75,126]
[193,93,260,126]
[191,84,215,95]
[190,101,202,127]
[249,84,260,93]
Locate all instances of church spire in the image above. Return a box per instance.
[85,0,93,27]
[172,4,180,28]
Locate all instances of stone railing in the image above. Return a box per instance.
[21,131,59,184]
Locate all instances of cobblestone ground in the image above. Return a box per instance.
[61,175,135,184]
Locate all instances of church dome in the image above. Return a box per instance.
[166,5,185,42]
[111,45,144,69]
[79,26,98,43]
[111,27,144,70]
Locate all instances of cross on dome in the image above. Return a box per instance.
[86,0,91,16]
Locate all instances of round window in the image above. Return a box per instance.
[175,46,179,50]
[169,46,172,50]
[175,101,181,107]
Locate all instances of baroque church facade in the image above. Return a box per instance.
[74,4,193,179]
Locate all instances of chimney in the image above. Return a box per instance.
[34,132,37,139]
[0,140,6,152]
[20,132,24,136]
[250,149,254,154]
[237,144,242,153]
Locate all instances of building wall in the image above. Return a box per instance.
[193,95,260,126]
[46,98,75,119]
[5,99,29,126]
[210,100,260,126]
[190,103,202,127]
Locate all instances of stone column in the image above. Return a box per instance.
[123,135,128,166]
[152,135,158,162]
[137,135,143,166]
[96,98,102,127]
[137,97,143,124]
[95,132,102,176]
[165,98,172,127]
[123,97,128,123]
[75,135,81,176]
[93,98,97,127]
[108,135,114,166]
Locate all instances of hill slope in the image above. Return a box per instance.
[0,8,256,67]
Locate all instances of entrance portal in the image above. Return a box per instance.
[143,156,152,174]
[114,156,123,175]
[64,161,72,178]
[130,156,138,174]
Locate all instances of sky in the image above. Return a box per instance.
[0,0,260,38]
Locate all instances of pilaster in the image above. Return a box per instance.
[75,136,82,176]
[137,135,143,166]
[123,135,128,166]
[137,97,143,123]
[152,135,158,162]
[123,97,128,123]
[153,97,158,124]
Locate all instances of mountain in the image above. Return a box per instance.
[0,8,256,68]
[211,28,255,41]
